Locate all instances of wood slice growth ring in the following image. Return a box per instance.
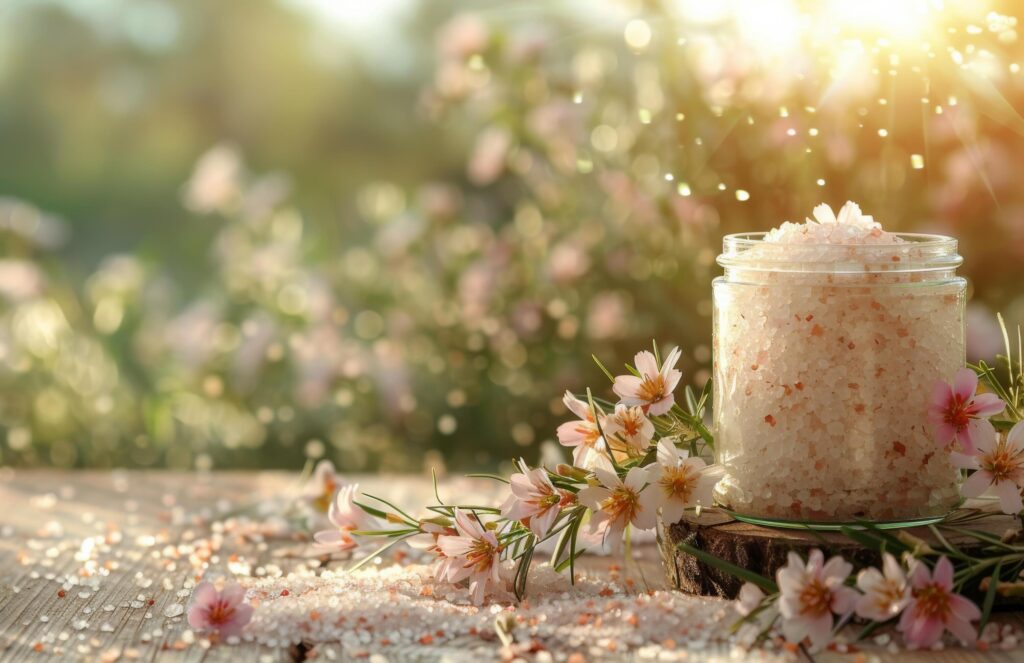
[658,508,1019,600]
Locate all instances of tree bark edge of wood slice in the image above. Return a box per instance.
[657,509,1018,600]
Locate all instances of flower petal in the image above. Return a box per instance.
[219,583,247,606]
[952,368,979,403]
[933,556,954,589]
[191,581,217,608]
[1008,421,1024,452]
[949,593,981,622]
[949,451,980,471]
[647,396,675,416]
[656,439,679,468]
[576,486,611,509]
[961,469,994,498]
[624,466,649,491]
[634,350,659,377]
[993,480,1023,515]
[967,418,997,454]
[970,392,1006,417]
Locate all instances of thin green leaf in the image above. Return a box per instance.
[979,560,1003,631]
[352,500,390,521]
[432,468,445,505]
[684,385,699,417]
[676,540,778,593]
[998,312,1012,386]
[550,511,576,567]
[514,543,535,600]
[592,354,616,383]
[466,473,510,483]
[348,536,408,573]
[856,619,886,641]
[587,387,621,473]
[361,493,418,524]
[838,526,886,553]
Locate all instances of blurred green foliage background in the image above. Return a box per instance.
[1,0,1022,471]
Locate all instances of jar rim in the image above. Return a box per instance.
[718,232,963,273]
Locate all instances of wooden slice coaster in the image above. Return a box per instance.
[657,508,1020,599]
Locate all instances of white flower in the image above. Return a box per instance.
[313,484,379,552]
[612,348,682,416]
[499,461,566,537]
[437,509,503,605]
[603,404,655,457]
[303,459,342,515]
[736,582,766,617]
[777,549,860,651]
[647,440,723,524]
[407,520,458,581]
[952,421,1024,514]
[577,467,660,552]
[855,553,911,622]
[555,391,610,469]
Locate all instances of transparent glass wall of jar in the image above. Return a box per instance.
[711,234,966,526]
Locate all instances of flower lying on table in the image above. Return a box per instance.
[187,581,254,637]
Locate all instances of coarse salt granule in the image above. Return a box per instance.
[712,202,965,522]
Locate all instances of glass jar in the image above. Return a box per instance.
[711,233,966,528]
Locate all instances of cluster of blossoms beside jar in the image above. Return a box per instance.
[736,550,981,651]
[292,328,1024,650]
[306,345,722,605]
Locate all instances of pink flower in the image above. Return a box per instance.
[187,581,253,637]
[612,348,683,416]
[928,368,1004,453]
[898,556,980,648]
[437,509,503,605]
[556,391,609,469]
[499,462,564,537]
[855,553,911,622]
[577,467,660,551]
[603,404,655,458]
[313,484,379,552]
[777,550,860,651]
[952,421,1024,514]
[303,459,342,515]
[647,440,723,524]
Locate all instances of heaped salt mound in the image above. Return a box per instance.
[764,201,904,245]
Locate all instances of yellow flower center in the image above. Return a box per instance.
[982,442,1024,483]
[575,415,602,448]
[313,478,338,513]
[913,583,951,620]
[637,374,666,403]
[798,579,832,617]
[467,538,501,573]
[660,465,696,502]
[208,599,237,625]
[600,486,641,524]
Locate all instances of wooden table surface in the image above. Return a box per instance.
[1,470,1022,662]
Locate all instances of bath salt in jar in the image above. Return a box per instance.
[712,202,966,528]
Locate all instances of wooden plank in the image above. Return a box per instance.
[0,471,295,662]
[1,470,1020,662]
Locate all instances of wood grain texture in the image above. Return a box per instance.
[0,470,1019,662]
